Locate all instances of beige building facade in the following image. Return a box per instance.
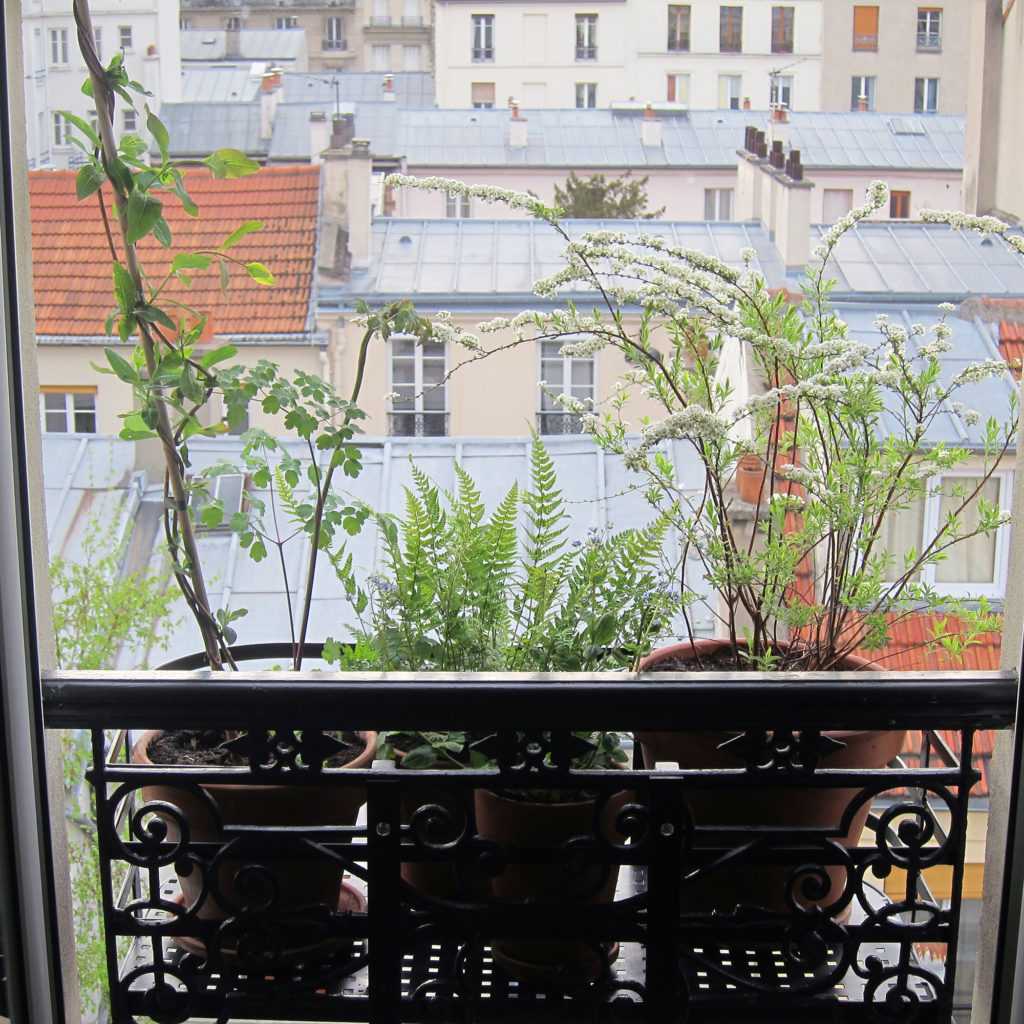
[178,0,432,72]
[820,1,969,114]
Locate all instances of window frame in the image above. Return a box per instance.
[770,74,793,109]
[122,109,137,133]
[471,13,495,61]
[275,15,299,30]
[575,13,598,61]
[718,73,742,110]
[667,4,691,52]
[852,4,879,51]
[48,27,68,66]
[851,75,877,111]
[719,5,743,53]
[324,15,346,49]
[704,187,734,221]
[889,189,911,218]
[445,193,472,217]
[914,76,939,113]
[771,6,794,54]
[118,24,132,51]
[666,72,690,105]
[388,335,449,436]
[575,81,598,108]
[538,339,597,435]
[39,387,97,435]
[51,112,70,148]
[917,7,942,51]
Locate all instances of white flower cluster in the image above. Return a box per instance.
[580,412,600,434]
[551,393,588,414]
[639,407,731,449]
[430,311,481,351]
[813,181,890,261]
[950,360,1009,387]
[559,336,607,357]
[740,246,757,265]
[921,209,1024,257]
[385,174,553,221]
[950,402,981,427]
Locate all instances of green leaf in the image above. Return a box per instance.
[199,344,238,368]
[203,148,260,180]
[152,216,172,248]
[219,261,230,293]
[119,411,156,440]
[220,220,264,251]
[401,746,438,770]
[59,110,100,149]
[146,107,170,163]
[124,190,163,244]
[171,253,212,274]
[105,348,137,383]
[75,163,105,200]
[200,502,224,528]
[112,263,136,314]
[135,304,176,330]
[245,261,275,286]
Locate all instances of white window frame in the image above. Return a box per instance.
[388,335,448,434]
[575,82,597,108]
[770,75,793,110]
[402,44,421,70]
[325,15,346,50]
[575,13,598,60]
[191,472,248,528]
[917,7,941,49]
[40,389,97,435]
[667,4,691,52]
[667,72,691,105]
[118,25,133,51]
[538,339,597,434]
[49,28,68,66]
[851,75,876,110]
[472,14,494,61]
[704,187,734,220]
[275,15,299,29]
[371,43,391,71]
[445,193,472,217]
[224,16,241,30]
[914,77,939,114]
[93,27,102,63]
[719,74,742,110]
[123,109,138,133]
[52,112,70,147]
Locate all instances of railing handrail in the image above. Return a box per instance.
[42,668,1017,730]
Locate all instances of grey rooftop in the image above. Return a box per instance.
[180,28,308,63]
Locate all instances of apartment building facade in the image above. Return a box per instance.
[20,0,181,169]
[178,0,432,72]
[820,2,969,114]
[432,0,824,111]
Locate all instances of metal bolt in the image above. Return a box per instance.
[376,822,392,837]
[659,822,676,838]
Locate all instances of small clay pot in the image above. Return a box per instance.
[474,785,629,984]
[637,639,905,915]
[735,453,767,504]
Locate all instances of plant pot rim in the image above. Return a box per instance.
[639,637,870,673]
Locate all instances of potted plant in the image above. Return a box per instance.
[385,173,1019,915]
[67,1,444,962]
[327,437,676,978]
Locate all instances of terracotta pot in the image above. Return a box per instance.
[735,454,767,505]
[132,728,376,929]
[474,785,629,984]
[638,639,906,915]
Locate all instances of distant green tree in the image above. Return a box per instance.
[553,171,666,219]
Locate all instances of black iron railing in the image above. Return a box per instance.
[43,664,1015,1023]
[387,411,449,437]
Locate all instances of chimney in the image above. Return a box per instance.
[742,96,752,111]
[509,102,528,148]
[331,111,355,148]
[771,157,814,269]
[259,69,282,140]
[640,104,662,148]
[769,139,785,170]
[225,24,242,60]
[309,111,330,164]
[856,94,869,112]
[382,74,396,101]
[771,105,789,124]
[735,124,768,221]
[319,134,373,276]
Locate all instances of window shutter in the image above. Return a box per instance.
[853,6,878,37]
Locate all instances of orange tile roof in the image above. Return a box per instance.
[29,165,320,338]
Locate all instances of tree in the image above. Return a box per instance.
[553,171,666,219]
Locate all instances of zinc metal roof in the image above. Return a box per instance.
[392,109,963,171]
[180,28,307,63]
[157,102,266,157]
[282,72,435,107]
[808,222,1024,300]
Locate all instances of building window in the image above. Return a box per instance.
[390,337,447,437]
[403,0,423,25]
[275,16,299,29]
[225,16,241,30]
[123,109,137,132]
[719,6,743,53]
[575,82,597,108]
[575,14,598,60]
[371,0,391,25]
[666,73,690,104]
[371,44,391,70]
[851,75,877,111]
[823,188,854,222]
[93,27,102,62]
[718,74,742,110]
[324,16,346,50]
[770,75,793,109]
[917,7,942,50]
[52,112,70,146]
[446,193,472,217]
[191,473,247,525]
[472,14,494,61]
[403,44,421,70]
[118,25,132,50]
[852,5,879,50]
[704,187,734,221]
[49,28,68,65]
[771,6,794,53]
[914,77,939,113]
[539,341,595,435]
[881,474,1011,596]
[471,81,495,108]
[180,16,192,30]
[668,5,691,52]
[890,190,911,218]
[41,389,97,434]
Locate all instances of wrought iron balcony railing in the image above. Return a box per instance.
[388,410,449,437]
[42,657,1015,1023]
[917,31,942,51]
[537,411,585,435]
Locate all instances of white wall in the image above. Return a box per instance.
[20,0,181,170]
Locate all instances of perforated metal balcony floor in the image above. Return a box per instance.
[121,867,940,1023]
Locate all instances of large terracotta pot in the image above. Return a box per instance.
[638,639,905,915]
[735,453,768,504]
[132,728,375,929]
[474,785,629,984]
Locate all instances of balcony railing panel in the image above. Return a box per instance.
[43,666,1016,1023]
[387,410,449,437]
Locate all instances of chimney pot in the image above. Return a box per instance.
[382,74,396,101]
[640,107,662,148]
[742,96,752,110]
[331,112,355,148]
[770,139,785,170]
[857,95,869,112]
[509,107,528,148]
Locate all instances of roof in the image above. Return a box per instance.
[180,29,307,63]
[158,102,266,158]
[385,109,965,172]
[29,165,321,338]
[180,66,262,103]
[809,222,1024,300]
